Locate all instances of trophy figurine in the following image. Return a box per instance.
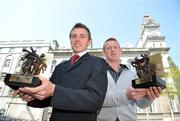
[131,54,166,89]
[4,47,47,90]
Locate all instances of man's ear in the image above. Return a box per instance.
[87,39,92,48]
[102,50,105,57]
[119,48,122,55]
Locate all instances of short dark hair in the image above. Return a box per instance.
[103,37,120,50]
[69,23,92,40]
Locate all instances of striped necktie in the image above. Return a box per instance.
[71,55,79,65]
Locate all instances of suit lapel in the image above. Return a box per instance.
[65,53,90,72]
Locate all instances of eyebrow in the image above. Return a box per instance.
[72,33,86,36]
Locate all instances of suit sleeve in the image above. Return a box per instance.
[50,59,108,112]
[27,97,51,108]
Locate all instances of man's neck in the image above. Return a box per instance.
[107,61,120,72]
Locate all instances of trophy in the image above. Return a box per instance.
[4,47,47,90]
[131,53,166,89]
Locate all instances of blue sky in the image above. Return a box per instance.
[0,0,179,67]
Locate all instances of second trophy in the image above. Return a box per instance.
[131,53,166,89]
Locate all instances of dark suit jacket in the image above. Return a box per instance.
[28,53,108,121]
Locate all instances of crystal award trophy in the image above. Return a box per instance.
[4,47,47,90]
[131,54,166,89]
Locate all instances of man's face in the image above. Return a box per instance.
[70,28,91,54]
[103,40,121,62]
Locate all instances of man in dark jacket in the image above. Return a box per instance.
[14,23,108,121]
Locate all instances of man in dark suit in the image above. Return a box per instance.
[13,23,108,121]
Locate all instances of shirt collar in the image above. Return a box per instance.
[107,64,129,72]
[73,50,87,58]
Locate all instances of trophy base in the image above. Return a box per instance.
[4,74,41,90]
[132,75,166,89]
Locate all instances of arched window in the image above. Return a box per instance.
[15,55,24,74]
[3,55,13,68]
[1,55,14,76]
[4,59,11,67]
[148,102,157,113]
[171,99,177,112]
